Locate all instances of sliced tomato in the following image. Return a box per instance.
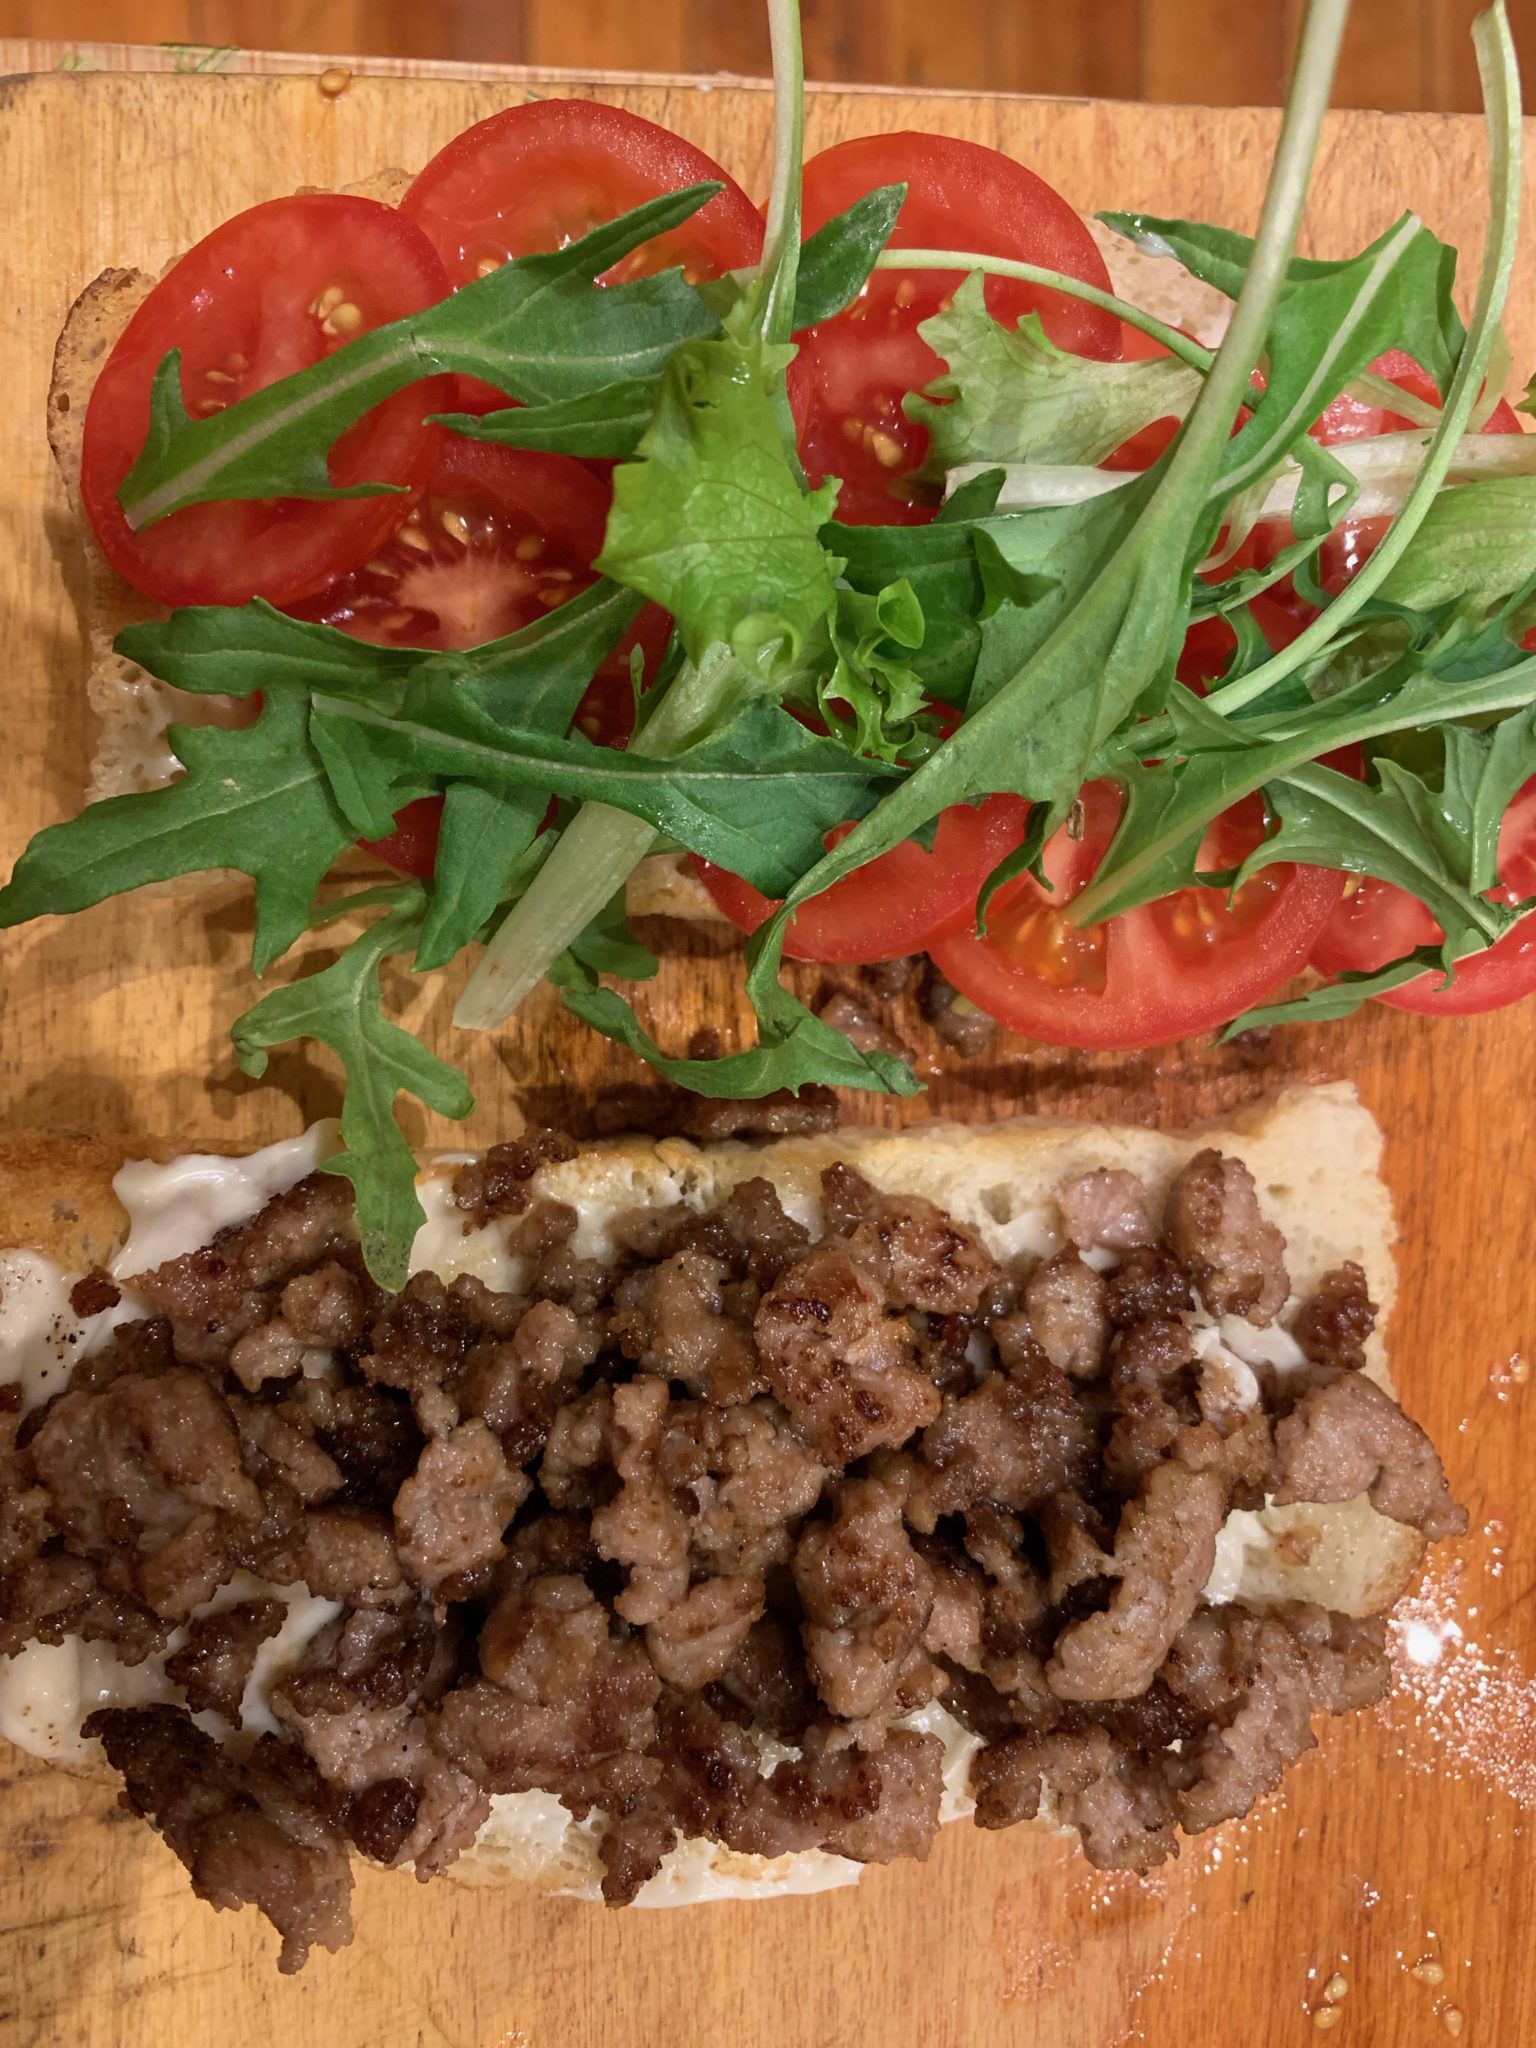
[400,99,764,290]
[1253,348,1525,617]
[80,195,452,607]
[795,133,1122,527]
[1311,773,1536,1016]
[359,797,446,883]
[690,796,1030,963]
[929,782,1344,1049]
[294,438,667,876]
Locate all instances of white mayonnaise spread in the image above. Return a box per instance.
[113,1123,340,1278]
[0,1251,139,1415]
[0,1579,342,1766]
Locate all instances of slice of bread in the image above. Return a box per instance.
[0,1084,1424,1906]
[45,189,1229,922]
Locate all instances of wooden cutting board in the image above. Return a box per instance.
[0,46,1531,2048]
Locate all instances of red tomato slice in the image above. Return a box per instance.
[690,796,1030,963]
[80,195,452,608]
[400,99,764,290]
[1254,348,1525,617]
[1311,774,1536,1016]
[795,133,1122,527]
[929,782,1344,1048]
[290,437,668,878]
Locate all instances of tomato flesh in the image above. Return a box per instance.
[691,797,1030,963]
[1311,775,1536,1015]
[80,195,452,607]
[930,783,1343,1048]
[401,99,765,290]
[795,133,1122,526]
[291,438,667,876]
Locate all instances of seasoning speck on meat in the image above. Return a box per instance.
[0,1128,1460,1963]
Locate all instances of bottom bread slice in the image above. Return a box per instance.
[0,1083,1442,1938]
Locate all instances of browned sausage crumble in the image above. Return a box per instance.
[0,1141,1461,1970]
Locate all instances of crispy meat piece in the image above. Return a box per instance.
[131,1174,355,1366]
[973,1725,1178,1871]
[820,1164,999,1315]
[392,1421,530,1599]
[756,1245,939,1464]
[645,1573,765,1690]
[1166,1150,1288,1324]
[1290,1262,1376,1370]
[86,1706,352,1972]
[165,1599,286,1722]
[793,1477,943,1734]
[441,1574,660,1799]
[274,1611,487,1875]
[280,1261,371,1350]
[1056,1169,1155,1254]
[281,1508,411,1609]
[30,1370,263,1621]
[457,1299,599,1464]
[1024,1252,1110,1378]
[919,1353,1095,1517]
[1104,1246,1194,1328]
[1269,1371,1466,1537]
[227,1317,306,1393]
[919,965,997,1056]
[69,1270,121,1318]
[451,1129,578,1226]
[610,1246,765,1405]
[1046,1462,1228,1702]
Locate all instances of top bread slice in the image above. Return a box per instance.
[45,178,1229,919]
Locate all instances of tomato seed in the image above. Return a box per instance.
[514,534,544,561]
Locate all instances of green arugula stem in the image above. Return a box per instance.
[1189,1,1521,722]
[758,0,806,344]
[452,642,741,1028]
[873,249,1217,370]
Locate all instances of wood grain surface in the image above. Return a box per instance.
[0,51,1531,2048]
[7,0,1536,112]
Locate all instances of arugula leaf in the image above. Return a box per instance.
[0,685,352,973]
[1375,474,1536,612]
[120,185,724,527]
[597,320,841,663]
[233,894,473,1289]
[565,891,660,981]
[792,185,907,327]
[1224,947,1459,1033]
[415,783,546,972]
[550,949,919,1099]
[1233,753,1522,950]
[1077,631,1536,923]
[907,274,1203,472]
[117,575,645,718]
[431,379,662,460]
[310,688,894,896]
[1101,209,1462,497]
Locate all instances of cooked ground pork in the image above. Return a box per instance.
[1,1141,1457,1962]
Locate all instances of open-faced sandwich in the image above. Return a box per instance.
[0,1087,1460,1967]
[0,0,1522,1989]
